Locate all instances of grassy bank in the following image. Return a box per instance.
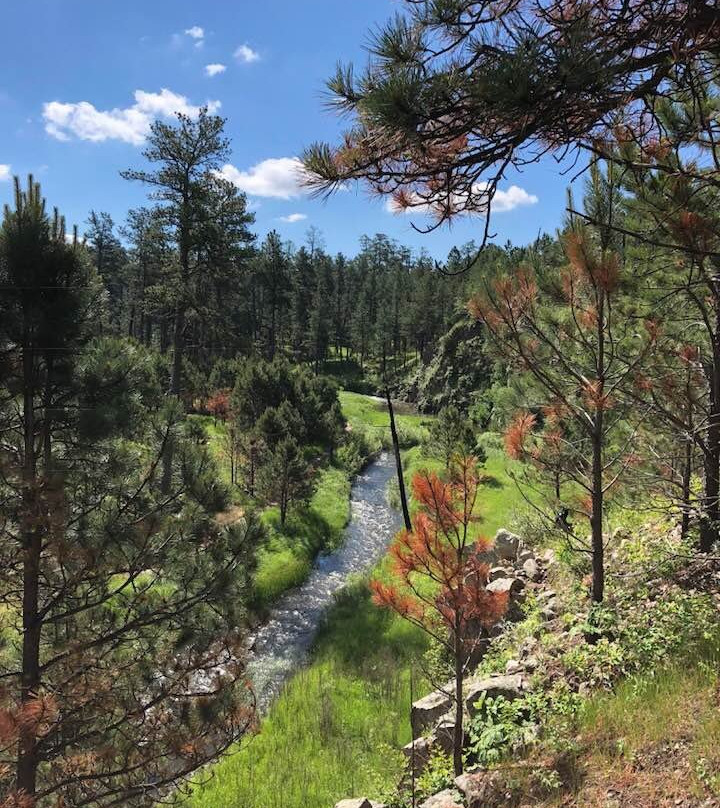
[186,419,532,808]
[192,414,352,608]
[255,466,351,606]
[339,390,432,447]
[187,581,427,808]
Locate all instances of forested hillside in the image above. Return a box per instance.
[1,1,720,808]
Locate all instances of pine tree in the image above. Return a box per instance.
[0,177,259,805]
[371,457,507,776]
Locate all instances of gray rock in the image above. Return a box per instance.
[523,654,540,671]
[493,528,520,561]
[505,658,523,674]
[411,689,452,738]
[419,789,462,808]
[465,673,530,717]
[539,547,557,566]
[433,712,456,755]
[520,636,538,657]
[517,547,535,563]
[403,736,433,775]
[454,772,505,807]
[488,565,508,582]
[522,558,541,581]
[335,800,378,808]
[536,589,557,602]
[486,576,525,597]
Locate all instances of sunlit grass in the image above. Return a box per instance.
[338,390,432,445]
[254,466,351,606]
[186,580,427,808]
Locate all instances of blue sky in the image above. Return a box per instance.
[0,0,573,259]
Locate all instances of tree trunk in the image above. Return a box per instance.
[452,637,464,777]
[681,438,693,540]
[590,424,605,603]
[701,291,720,551]
[17,336,41,798]
[387,389,411,532]
[161,303,185,494]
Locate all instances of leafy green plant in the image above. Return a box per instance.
[417,750,455,799]
[466,694,534,767]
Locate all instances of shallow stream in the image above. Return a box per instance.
[246,451,401,710]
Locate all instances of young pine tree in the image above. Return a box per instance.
[371,457,507,777]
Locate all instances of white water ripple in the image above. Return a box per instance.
[246,451,402,710]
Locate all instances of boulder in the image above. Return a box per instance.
[454,772,506,808]
[336,800,386,808]
[465,673,530,717]
[493,528,520,561]
[517,547,535,563]
[486,576,525,597]
[403,736,433,773]
[411,689,452,738]
[419,789,462,808]
[519,636,538,657]
[488,565,508,582]
[523,654,540,671]
[505,658,523,675]
[433,712,456,755]
[522,558,541,582]
[536,589,557,602]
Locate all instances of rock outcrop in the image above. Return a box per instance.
[419,789,463,808]
[454,772,506,808]
[465,672,532,717]
[411,688,452,738]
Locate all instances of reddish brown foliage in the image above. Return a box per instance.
[370,456,508,649]
[504,412,536,460]
[206,389,231,421]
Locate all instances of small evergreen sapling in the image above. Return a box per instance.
[370,457,507,776]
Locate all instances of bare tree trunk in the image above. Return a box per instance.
[452,635,464,777]
[386,388,411,532]
[17,335,41,798]
[590,423,605,603]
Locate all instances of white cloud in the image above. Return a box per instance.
[218,158,308,199]
[385,183,538,215]
[0,164,11,181]
[205,63,226,77]
[279,213,307,223]
[42,89,221,146]
[234,44,260,64]
[185,26,204,40]
[492,185,539,212]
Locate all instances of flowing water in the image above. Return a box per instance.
[246,451,402,711]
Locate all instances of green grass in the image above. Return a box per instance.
[394,443,526,539]
[186,580,427,808]
[254,466,351,606]
[187,413,534,808]
[191,414,353,607]
[576,660,720,800]
[339,390,432,448]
